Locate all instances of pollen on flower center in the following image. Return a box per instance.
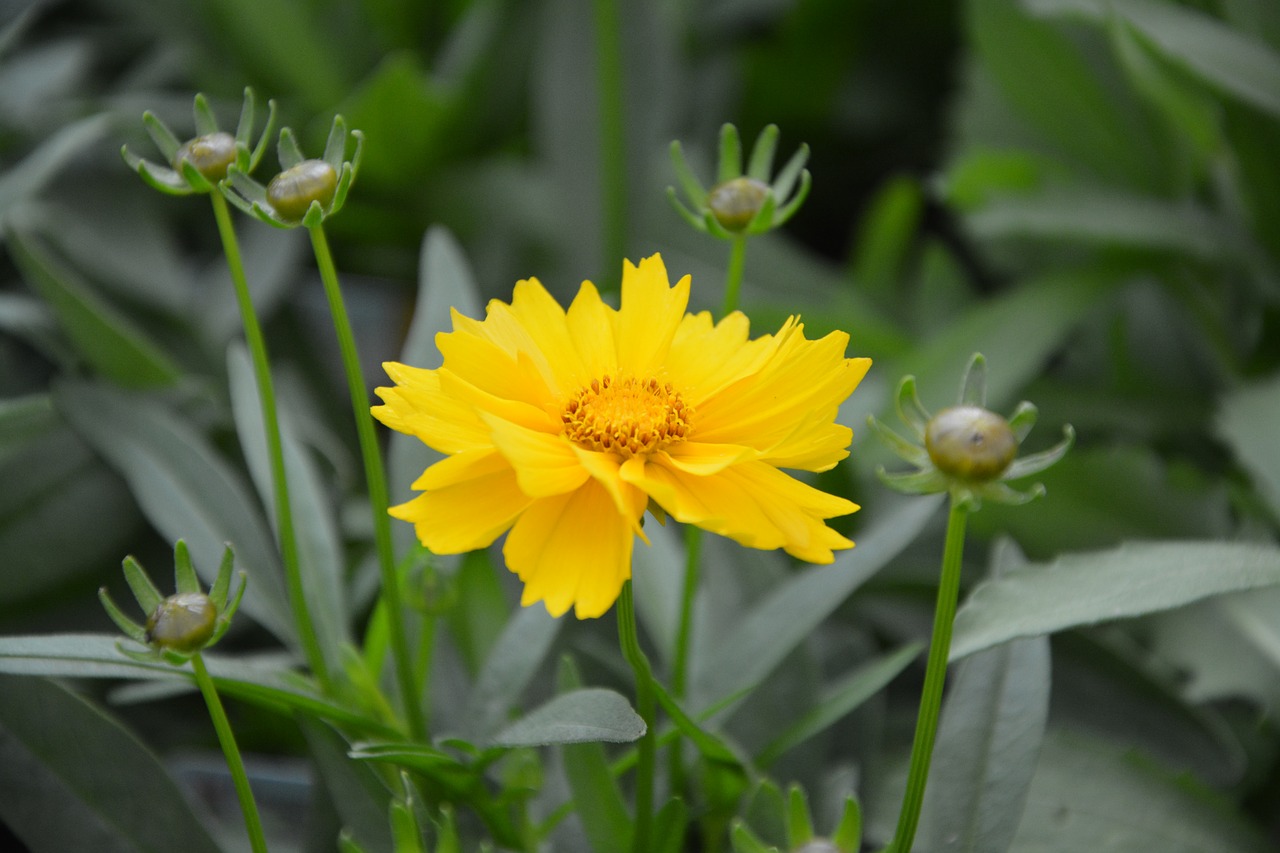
[561,375,693,457]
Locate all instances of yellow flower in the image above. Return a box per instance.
[372,255,871,618]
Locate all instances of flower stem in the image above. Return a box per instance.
[617,581,656,853]
[592,0,627,289]
[667,524,702,794]
[722,235,747,316]
[209,192,329,690]
[307,224,425,741]
[190,652,269,853]
[888,494,968,853]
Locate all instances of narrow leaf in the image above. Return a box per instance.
[694,495,941,712]
[54,381,294,643]
[0,675,222,853]
[493,688,645,747]
[952,541,1280,659]
[8,231,181,387]
[756,643,922,767]
[463,605,562,739]
[919,635,1050,852]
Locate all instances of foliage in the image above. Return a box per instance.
[2,0,1280,850]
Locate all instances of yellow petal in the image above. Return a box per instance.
[615,255,689,376]
[437,368,560,434]
[566,279,618,380]
[760,417,854,472]
[412,447,507,490]
[665,310,775,404]
[436,325,555,411]
[622,458,857,563]
[503,479,639,618]
[482,413,590,497]
[695,326,870,460]
[374,364,489,454]
[506,277,589,390]
[391,464,532,554]
[571,447,651,541]
[662,441,757,475]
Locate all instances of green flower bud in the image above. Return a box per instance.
[925,405,1017,482]
[707,176,770,232]
[145,592,218,653]
[172,132,238,183]
[267,159,337,221]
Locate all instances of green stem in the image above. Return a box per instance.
[209,193,329,689]
[888,494,968,853]
[592,0,627,289]
[722,235,747,316]
[617,581,656,853]
[307,224,425,741]
[191,653,269,853]
[667,524,702,795]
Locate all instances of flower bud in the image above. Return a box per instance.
[267,159,337,221]
[925,405,1018,481]
[707,176,769,231]
[172,132,238,183]
[145,592,218,653]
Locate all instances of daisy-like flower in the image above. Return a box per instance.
[373,255,871,619]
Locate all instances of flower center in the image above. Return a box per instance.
[562,376,693,457]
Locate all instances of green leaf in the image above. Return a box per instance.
[888,270,1112,418]
[1028,0,1280,120]
[0,406,140,609]
[650,679,744,766]
[755,643,923,768]
[919,631,1050,852]
[1147,591,1280,713]
[493,688,645,747]
[203,0,349,112]
[54,381,294,643]
[964,188,1255,262]
[1217,371,1280,518]
[969,446,1232,558]
[1108,16,1221,160]
[951,541,1280,659]
[300,718,393,853]
[463,605,562,739]
[0,675,222,853]
[337,54,449,190]
[445,549,510,676]
[848,176,924,305]
[0,114,109,224]
[8,230,182,387]
[559,659,633,853]
[227,343,348,670]
[968,0,1161,188]
[693,495,942,713]
[1009,729,1270,852]
[0,634,397,737]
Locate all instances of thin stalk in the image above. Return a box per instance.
[592,0,627,290]
[888,494,968,853]
[722,235,747,316]
[307,224,425,741]
[617,581,656,853]
[209,192,329,689]
[191,653,269,853]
